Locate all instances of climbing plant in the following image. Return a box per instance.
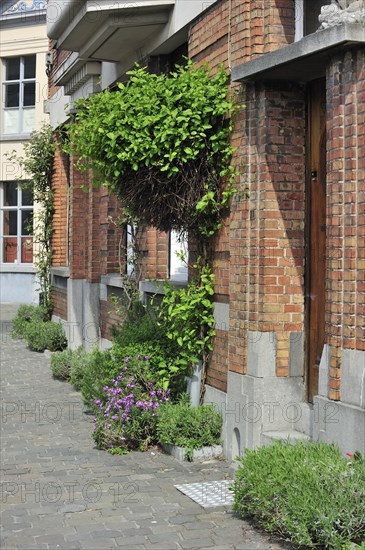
[64,61,241,399]
[157,262,216,399]
[64,61,237,239]
[8,124,56,318]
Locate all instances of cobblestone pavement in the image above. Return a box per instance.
[0,306,293,550]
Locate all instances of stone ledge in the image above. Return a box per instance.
[232,23,365,82]
[161,443,224,462]
[261,430,310,447]
[51,266,70,278]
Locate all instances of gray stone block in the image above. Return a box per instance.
[341,349,365,407]
[247,331,276,378]
[313,395,365,454]
[289,332,304,377]
[161,443,223,462]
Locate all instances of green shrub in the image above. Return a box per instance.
[69,347,91,391]
[50,348,74,380]
[231,440,365,549]
[111,300,190,394]
[50,346,90,388]
[156,399,222,460]
[80,341,183,409]
[80,348,115,409]
[92,356,170,452]
[24,321,67,352]
[12,304,48,338]
[112,313,161,346]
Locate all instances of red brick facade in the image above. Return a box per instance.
[326,48,365,399]
[49,0,364,413]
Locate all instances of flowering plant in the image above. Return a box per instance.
[92,355,170,452]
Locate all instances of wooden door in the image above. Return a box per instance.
[307,79,326,402]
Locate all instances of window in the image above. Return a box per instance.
[295,0,332,40]
[169,230,188,282]
[0,182,33,264]
[2,55,36,134]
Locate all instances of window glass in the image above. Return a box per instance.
[3,56,36,134]
[21,237,33,263]
[23,82,36,107]
[5,57,20,80]
[5,84,20,108]
[3,211,18,236]
[21,211,33,235]
[21,188,33,206]
[1,183,34,264]
[4,183,17,206]
[3,110,20,134]
[24,55,36,79]
[3,237,18,263]
[23,109,35,133]
[169,230,188,282]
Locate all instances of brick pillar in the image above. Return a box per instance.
[326,47,365,400]
[230,82,306,377]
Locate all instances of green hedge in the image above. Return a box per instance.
[24,321,67,352]
[156,398,222,460]
[50,347,90,389]
[12,305,48,338]
[231,440,365,549]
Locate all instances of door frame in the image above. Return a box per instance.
[305,78,327,402]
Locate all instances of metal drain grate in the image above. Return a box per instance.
[175,480,233,508]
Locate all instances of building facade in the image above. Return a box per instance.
[0,0,49,304]
[47,0,365,458]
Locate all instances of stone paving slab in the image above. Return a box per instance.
[0,314,294,550]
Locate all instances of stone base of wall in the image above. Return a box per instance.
[313,395,365,454]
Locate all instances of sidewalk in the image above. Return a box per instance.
[0,308,292,550]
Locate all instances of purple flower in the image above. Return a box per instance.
[144,355,150,361]
[137,355,142,360]
[125,357,130,363]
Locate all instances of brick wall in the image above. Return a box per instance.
[69,160,89,279]
[48,47,72,100]
[189,0,303,388]
[52,141,68,266]
[138,228,169,280]
[242,82,306,377]
[326,47,365,400]
[190,0,295,70]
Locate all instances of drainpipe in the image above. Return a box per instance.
[187,360,202,407]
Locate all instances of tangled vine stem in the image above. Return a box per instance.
[114,149,225,239]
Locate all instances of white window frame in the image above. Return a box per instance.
[295,0,304,41]
[2,55,36,135]
[0,182,33,265]
[126,223,135,277]
[169,230,188,282]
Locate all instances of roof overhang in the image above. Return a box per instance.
[232,23,365,83]
[47,0,175,62]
